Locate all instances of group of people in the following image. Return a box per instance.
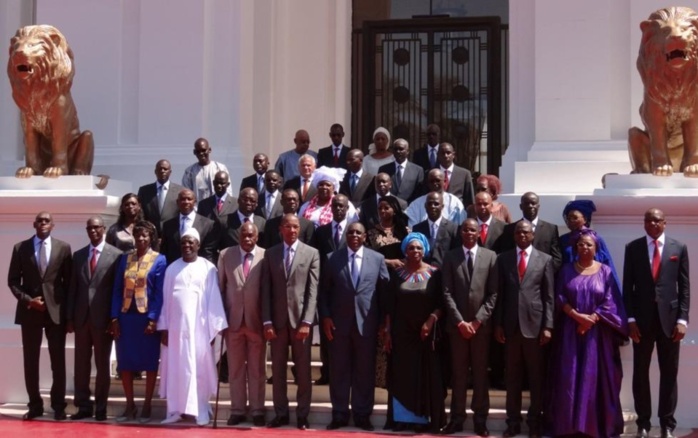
[6,123,690,438]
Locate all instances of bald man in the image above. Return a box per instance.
[275,130,318,180]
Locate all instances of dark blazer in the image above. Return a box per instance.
[283,176,317,203]
[138,181,184,235]
[339,171,375,206]
[359,195,408,230]
[239,172,265,195]
[498,219,562,271]
[379,160,424,202]
[313,222,346,262]
[255,191,284,220]
[412,145,438,173]
[67,242,121,330]
[160,213,220,265]
[443,165,475,208]
[479,217,506,251]
[623,236,690,338]
[198,194,238,227]
[317,144,350,169]
[263,215,315,249]
[220,211,267,250]
[413,218,461,268]
[494,247,554,338]
[9,237,72,325]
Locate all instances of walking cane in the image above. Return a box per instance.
[213,332,225,428]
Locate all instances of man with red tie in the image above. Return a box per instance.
[317,124,350,170]
[197,171,238,227]
[472,192,506,251]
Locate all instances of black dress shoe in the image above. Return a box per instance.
[474,422,490,437]
[393,422,409,432]
[636,428,650,438]
[297,416,309,430]
[95,410,107,421]
[22,409,43,420]
[54,410,67,421]
[354,418,374,431]
[252,415,266,427]
[503,424,521,437]
[661,428,676,438]
[267,416,289,428]
[440,421,464,435]
[326,419,347,430]
[227,414,245,426]
[314,376,329,385]
[70,410,93,420]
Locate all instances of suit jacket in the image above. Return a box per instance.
[198,194,238,227]
[412,145,438,173]
[413,218,461,268]
[67,242,122,331]
[138,181,184,235]
[359,195,408,230]
[442,246,498,331]
[623,236,690,338]
[8,236,72,325]
[319,247,389,336]
[479,217,506,251]
[313,222,346,261]
[317,144,350,169]
[494,247,554,338]
[261,241,320,329]
[443,165,475,208]
[218,245,265,332]
[283,176,318,203]
[220,212,267,250]
[498,219,562,271]
[379,160,424,202]
[339,171,375,206]
[255,191,284,220]
[239,172,265,195]
[263,215,315,249]
[160,213,220,265]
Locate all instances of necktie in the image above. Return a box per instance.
[480,223,488,244]
[244,217,250,223]
[266,193,273,218]
[518,250,527,281]
[302,179,310,200]
[652,240,661,281]
[334,223,342,247]
[351,253,360,288]
[444,170,450,190]
[350,174,358,193]
[285,247,294,274]
[258,175,264,193]
[467,250,474,278]
[217,197,223,213]
[429,147,436,168]
[333,147,340,167]
[395,164,403,188]
[38,240,48,276]
[243,252,252,279]
[180,216,190,235]
[430,222,438,246]
[157,185,166,213]
[90,247,99,277]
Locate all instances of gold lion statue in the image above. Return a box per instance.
[628,6,698,177]
[7,25,93,178]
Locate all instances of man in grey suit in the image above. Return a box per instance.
[624,208,690,438]
[66,216,121,421]
[197,171,238,227]
[8,211,72,420]
[255,170,284,220]
[261,214,320,430]
[379,138,424,202]
[494,221,553,438]
[320,222,389,432]
[138,159,183,236]
[218,223,267,427]
[441,219,498,436]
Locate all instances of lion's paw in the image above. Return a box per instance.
[43,167,65,178]
[15,167,35,178]
[652,165,674,176]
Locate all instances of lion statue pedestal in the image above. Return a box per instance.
[7,24,94,178]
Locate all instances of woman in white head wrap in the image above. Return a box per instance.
[298,166,359,227]
[363,126,395,175]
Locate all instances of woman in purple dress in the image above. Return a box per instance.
[545,229,628,437]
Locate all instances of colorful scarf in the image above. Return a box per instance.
[121,249,158,313]
[302,195,334,227]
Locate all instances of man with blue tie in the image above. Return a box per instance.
[412,124,441,173]
[320,222,389,431]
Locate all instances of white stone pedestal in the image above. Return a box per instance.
[0,176,131,404]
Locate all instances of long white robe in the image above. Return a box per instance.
[158,257,228,419]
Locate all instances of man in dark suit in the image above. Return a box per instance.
[65,216,121,421]
[317,123,350,169]
[412,123,441,173]
[441,218,498,436]
[138,159,183,236]
[624,208,690,438]
[379,138,424,202]
[498,192,562,272]
[494,221,554,438]
[220,188,266,250]
[160,189,220,265]
[239,153,270,195]
[339,149,374,206]
[472,192,506,251]
[438,142,474,208]
[359,173,408,230]
[197,170,238,227]
[320,222,389,431]
[282,154,317,203]
[262,215,320,430]
[255,170,284,220]
[263,189,315,248]
[8,211,72,420]
[413,192,460,268]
